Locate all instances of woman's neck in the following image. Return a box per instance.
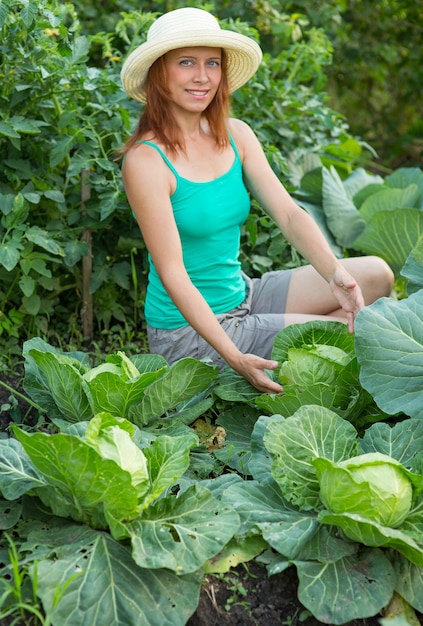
[171,109,210,142]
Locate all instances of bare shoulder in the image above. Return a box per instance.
[123,142,164,175]
[122,142,175,222]
[228,117,255,141]
[228,117,264,164]
[122,142,174,193]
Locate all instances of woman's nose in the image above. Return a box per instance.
[193,64,209,82]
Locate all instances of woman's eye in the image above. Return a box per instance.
[180,59,192,66]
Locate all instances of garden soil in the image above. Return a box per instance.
[1,373,422,626]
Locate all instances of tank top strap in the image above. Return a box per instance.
[228,132,241,162]
[136,140,180,178]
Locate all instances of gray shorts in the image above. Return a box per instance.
[147,270,292,368]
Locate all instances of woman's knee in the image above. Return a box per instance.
[351,255,394,304]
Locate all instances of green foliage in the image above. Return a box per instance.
[0,0,145,346]
[294,163,423,275]
[219,408,423,623]
[215,0,423,168]
[0,533,50,625]
[0,413,240,625]
[355,290,423,420]
[2,275,423,623]
[0,518,203,625]
[322,0,423,167]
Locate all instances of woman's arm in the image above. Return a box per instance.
[122,143,283,393]
[229,118,364,329]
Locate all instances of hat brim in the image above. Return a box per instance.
[121,29,262,103]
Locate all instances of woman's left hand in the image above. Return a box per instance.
[329,267,365,332]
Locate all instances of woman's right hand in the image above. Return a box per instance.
[231,353,283,394]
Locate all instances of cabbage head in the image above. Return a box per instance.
[278,344,352,386]
[313,452,413,528]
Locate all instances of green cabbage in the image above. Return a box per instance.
[85,413,150,499]
[313,452,413,528]
[278,343,352,386]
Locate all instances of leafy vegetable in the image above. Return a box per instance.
[278,343,352,386]
[263,405,359,511]
[17,521,203,626]
[22,337,218,428]
[84,414,150,499]
[253,321,371,425]
[9,413,199,529]
[313,452,414,527]
[220,407,423,622]
[0,411,241,625]
[354,290,423,419]
[295,164,423,275]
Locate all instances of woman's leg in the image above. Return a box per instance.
[284,255,394,326]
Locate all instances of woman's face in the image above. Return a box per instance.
[163,46,222,112]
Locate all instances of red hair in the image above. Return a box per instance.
[120,50,230,156]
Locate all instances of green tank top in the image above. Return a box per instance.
[139,136,251,329]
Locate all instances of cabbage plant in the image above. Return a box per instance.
[260,409,423,567]
[313,452,415,529]
[294,164,423,275]
[219,406,423,624]
[0,413,240,626]
[278,343,352,386]
[251,320,373,425]
[21,336,219,428]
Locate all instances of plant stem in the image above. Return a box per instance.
[0,380,42,411]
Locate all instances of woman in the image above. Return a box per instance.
[120,7,394,394]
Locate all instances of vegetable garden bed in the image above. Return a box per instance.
[0,363,399,626]
[1,301,423,626]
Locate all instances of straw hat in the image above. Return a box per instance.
[120,7,262,103]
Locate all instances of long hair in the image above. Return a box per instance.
[120,49,231,157]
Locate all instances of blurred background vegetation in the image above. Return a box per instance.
[74,0,423,170]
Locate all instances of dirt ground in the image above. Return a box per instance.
[187,561,390,626]
[0,372,422,626]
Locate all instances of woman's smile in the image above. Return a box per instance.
[185,89,210,97]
